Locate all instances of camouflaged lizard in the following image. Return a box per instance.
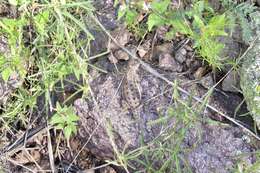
[122,60,142,109]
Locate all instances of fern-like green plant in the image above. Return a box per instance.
[221,0,258,44]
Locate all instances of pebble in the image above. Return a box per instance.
[257,0,260,6]
[175,47,187,63]
[137,40,151,58]
[108,52,118,64]
[222,70,240,92]
[159,53,183,72]
[108,28,131,51]
[114,49,129,61]
[194,67,207,79]
[200,74,214,89]
[184,44,193,52]
[156,26,169,40]
[99,166,117,173]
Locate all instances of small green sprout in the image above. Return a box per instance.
[50,102,79,140]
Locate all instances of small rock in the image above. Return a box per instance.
[117,30,131,46]
[218,36,241,59]
[187,51,194,58]
[82,169,95,173]
[257,0,260,6]
[194,67,207,79]
[159,53,182,72]
[200,74,214,89]
[108,28,131,51]
[175,47,187,63]
[88,29,108,57]
[156,26,169,40]
[152,43,173,59]
[184,45,193,52]
[231,0,260,139]
[114,49,129,61]
[217,36,241,72]
[74,59,256,172]
[222,70,240,92]
[138,46,148,58]
[137,40,151,58]
[108,53,118,64]
[0,36,9,55]
[99,166,117,173]
[208,0,221,11]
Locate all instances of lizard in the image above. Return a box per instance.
[122,60,142,109]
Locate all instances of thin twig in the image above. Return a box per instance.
[46,124,56,173]
[91,15,260,141]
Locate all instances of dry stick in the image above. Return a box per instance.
[46,124,56,173]
[3,126,49,156]
[91,15,260,141]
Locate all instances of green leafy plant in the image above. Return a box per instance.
[0,0,94,139]
[0,16,29,81]
[117,0,148,37]
[50,103,79,140]
[119,0,231,69]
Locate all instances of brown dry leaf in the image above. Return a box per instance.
[30,150,41,162]
[82,169,95,173]
[14,149,41,164]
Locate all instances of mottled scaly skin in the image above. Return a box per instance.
[240,37,260,128]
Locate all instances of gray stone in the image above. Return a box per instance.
[0,36,21,105]
[159,53,182,72]
[114,49,129,61]
[218,36,241,59]
[175,47,187,64]
[0,74,21,105]
[74,59,256,171]
[152,43,174,59]
[187,124,254,173]
[240,37,260,128]
[200,74,214,89]
[222,70,240,92]
[257,0,260,6]
[217,36,241,72]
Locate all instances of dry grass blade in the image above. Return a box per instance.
[91,15,260,141]
[46,124,55,172]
